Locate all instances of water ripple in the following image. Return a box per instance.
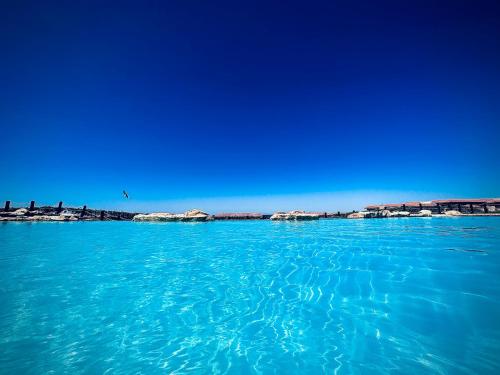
[0,218,499,374]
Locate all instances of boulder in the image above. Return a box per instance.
[270,210,320,220]
[347,212,364,219]
[445,210,462,216]
[133,212,177,222]
[59,210,78,220]
[410,210,432,217]
[388,211,410,217]
[270,212,288,220]
[28,210,43,215]
[25,215,74,221]
[347,211,373,219]
[289,210,320,220]
[27,215,51,221]
[378,210,391,217]
[12,208,28,216]
[133,209,212,222]
[0,216,22,221]
[53,215,77,221]
[182,209,211,222]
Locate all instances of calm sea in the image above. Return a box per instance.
[1,218,499,374]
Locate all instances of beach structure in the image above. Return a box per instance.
[365,198,500,215]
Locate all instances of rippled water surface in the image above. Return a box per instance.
[1,218,500,374]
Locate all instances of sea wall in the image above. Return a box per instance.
[0,201,136,221]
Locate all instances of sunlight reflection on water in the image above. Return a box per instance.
[0,218,499,374]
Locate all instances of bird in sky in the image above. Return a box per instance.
[123,190,129,199]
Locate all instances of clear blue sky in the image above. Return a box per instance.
[1,0,499,212]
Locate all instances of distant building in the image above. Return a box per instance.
[366,198,500,214]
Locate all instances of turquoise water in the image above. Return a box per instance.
[0,218,499,374]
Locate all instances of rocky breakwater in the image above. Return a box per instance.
[133,209,212,222]
[0,206,137,221]
[270,210,321,221]
[0,208,79,221]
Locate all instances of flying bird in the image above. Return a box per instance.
[123,190,129,199]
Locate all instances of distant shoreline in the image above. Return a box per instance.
[1,198,499,222]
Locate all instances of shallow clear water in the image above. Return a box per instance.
[0,218,499,374]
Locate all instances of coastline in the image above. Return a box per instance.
[1,198,499,222]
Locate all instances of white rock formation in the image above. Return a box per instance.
[379,210,391,217]
[410,209,432,217]
[270,210,320,220]
[59,210,78,220]
[347,211,372,219]
[388,211,410,217]
[182,209,212,221]
[12,208,28,216]
[133,212,177,222]
[133,209,211,222]
[27,215,77,221]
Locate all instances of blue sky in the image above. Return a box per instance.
[1,0,499,212]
